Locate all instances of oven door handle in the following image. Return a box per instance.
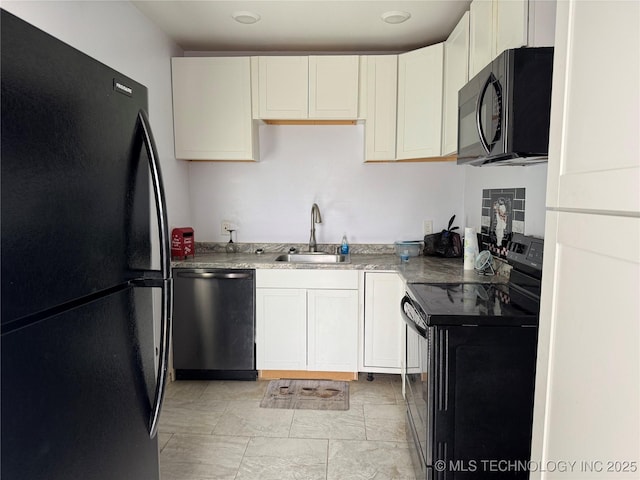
[401,295,428,338]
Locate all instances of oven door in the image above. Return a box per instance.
[401,295,434,480]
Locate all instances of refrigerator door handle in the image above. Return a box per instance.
[137,108,172,438]
[138,109,170,280]
[150,277,172,437]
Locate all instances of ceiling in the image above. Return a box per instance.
[132,1,471,53]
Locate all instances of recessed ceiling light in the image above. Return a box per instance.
[232,11,261,25]
[381,11,411,24]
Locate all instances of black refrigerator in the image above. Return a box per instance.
[1,10,172,480]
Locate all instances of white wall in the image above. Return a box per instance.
[463,163,548,237]
[188,124,548,245]
[189,124,466,244]
[2,0,191,229]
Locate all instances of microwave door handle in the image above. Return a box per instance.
[475,74,494,154]
[492,78,504,148]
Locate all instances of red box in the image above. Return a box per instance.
[171,227,194,259]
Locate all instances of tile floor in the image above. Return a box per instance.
[158,373,416,480]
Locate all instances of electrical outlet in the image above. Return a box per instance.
[423,220,433,235]
[221,220,233,235]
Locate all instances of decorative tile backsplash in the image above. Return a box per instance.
[480,188,526,252]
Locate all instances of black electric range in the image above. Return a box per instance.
[405,281,540,327]
[401,234,544,480]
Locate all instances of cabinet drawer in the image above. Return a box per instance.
[256,269,358,289]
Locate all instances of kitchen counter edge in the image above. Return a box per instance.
[171,253,504,285]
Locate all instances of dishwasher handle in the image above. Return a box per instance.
[176,271,253,280]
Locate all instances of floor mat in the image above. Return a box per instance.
[260,379,349,411]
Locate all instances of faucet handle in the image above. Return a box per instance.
[289,246,298,254]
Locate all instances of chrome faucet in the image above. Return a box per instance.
[309,203,322,252]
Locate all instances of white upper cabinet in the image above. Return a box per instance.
[442,12,470,156]
[363,55,398,161]
[397,43,444,160]
[309,56,359,119]
[257,55,359,120]
[171,57,257,161]
[494,0,528,57]
[545,0,639,214]
[469,0,494,79]
[171,4,552,162]
[469,0,556,79]
[258,56,309,119]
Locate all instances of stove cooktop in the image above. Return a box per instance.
[406,282,540,326]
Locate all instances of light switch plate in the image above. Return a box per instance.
[423,220,433,235]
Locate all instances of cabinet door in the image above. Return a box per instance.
[442,12,470,156]
[531,2,639,474]
[535,212,640,473]
[546,1,639,214]
[171,57,256,160]
[469,0,495,79]
[405,324,422,373]
[307,289,358,372]
[308,56,359,119]
[364,55,398,161]
[363,273,403,370]
[494,0,528,57]
[258,56,308,119]
[256,288,307,370]
[397,44,444,159]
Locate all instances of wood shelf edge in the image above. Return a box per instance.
[364,155,458,163]
[258,370,358,381]
[263,119,357,126]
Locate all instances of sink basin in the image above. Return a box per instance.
[275,252,350,264]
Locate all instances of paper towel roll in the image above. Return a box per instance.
[464,227,479,270]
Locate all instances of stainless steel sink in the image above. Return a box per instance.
[274,252,350,264]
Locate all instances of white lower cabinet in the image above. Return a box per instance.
[307,289,359,371]
[256,270,359,373]
[405,323,421,374]
[361,272,404,373]
[256,288,307,370]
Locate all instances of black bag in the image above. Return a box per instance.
[423,215,463,258]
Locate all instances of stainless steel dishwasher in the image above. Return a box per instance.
[172,268,256,380]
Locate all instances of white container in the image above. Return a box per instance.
[463,227,479,270]
[394,241,422,259]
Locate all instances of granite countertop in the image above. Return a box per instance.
[171,252,505,285]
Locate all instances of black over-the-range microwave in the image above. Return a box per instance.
[457,47,554,166]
